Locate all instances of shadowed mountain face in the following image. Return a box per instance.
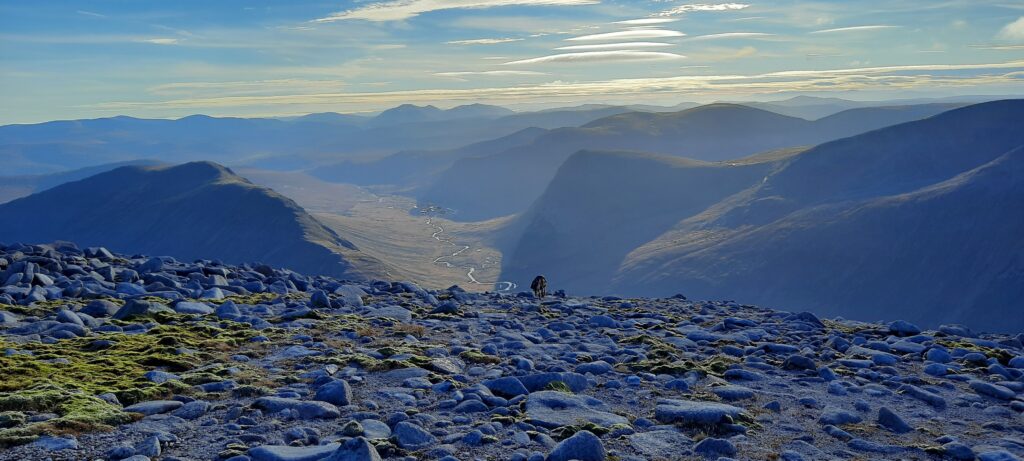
[499,150,790,293]
[502,100,1024,332]
[418,103,961,221]
[0,162,386,279]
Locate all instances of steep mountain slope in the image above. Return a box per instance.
[619,146,1024,332]
[419,103,959,221]
[0,162,385,279]
[500,99,1024,331]
[500,149,791,292]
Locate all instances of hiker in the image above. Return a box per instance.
[531,275,547,299]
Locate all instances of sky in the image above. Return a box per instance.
[1,0,1023,124]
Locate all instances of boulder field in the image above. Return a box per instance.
[0,242,1022,460]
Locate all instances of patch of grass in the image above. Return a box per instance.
[459,350,501,365]
[0,321,260,405]
[206,292,281,305]
[395,324,426,338]
[544,381,573,393]
[0,385,134,448]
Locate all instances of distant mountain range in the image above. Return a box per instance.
[723,94,1012,120]
[0,103,634,175]
[501,100,1024,332]
[0,161,386,279]
[418,103,962,221]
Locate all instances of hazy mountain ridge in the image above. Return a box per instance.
[502,99,1024,331]
[0,159,162,204]
[418,102,961,221]
[0,161,386,279]
[619,145,1024,332]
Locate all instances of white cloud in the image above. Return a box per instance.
[970,44,1024,50]
[658,3,749,17]
[811,25,898,34]
[556,41,673,50]
[313,0,599,22]
[998,16,1024,42]
[139,38,180,45]
[567,29,686,41]
[446,37,523,45]
[687,32,773,41]
[88,60,1024,116]
[614,18,678,25]
[503,50,686,65]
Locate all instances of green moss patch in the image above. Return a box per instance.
[0,321,260,405]
[0,385,133,447]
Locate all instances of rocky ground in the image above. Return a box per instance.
[1,242,1022,461]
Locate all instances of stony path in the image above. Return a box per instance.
[0,242,1022,461]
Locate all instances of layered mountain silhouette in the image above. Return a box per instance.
[420,103,961,221]
[309,105,646,186]
[0,161,385,279]
[0,103,637,176]
[502,100,1024,332]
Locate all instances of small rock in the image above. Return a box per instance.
[323,437,382,461]
[547,430,606,461]
[123,400,184,416]
[877,407,912,433]
[889,320,922,336]
[693,437,736,458]
[314,379,352,406]
[31,435,79,451]
[253,397,340,419]
[393,421,437,450]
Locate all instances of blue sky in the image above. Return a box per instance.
[1,0,1023,123]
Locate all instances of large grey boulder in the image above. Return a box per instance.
[525,391,628,429]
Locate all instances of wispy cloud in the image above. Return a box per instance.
[567,29,686,41]
[446,38,524,45]
[998,16,1024,41]
[614,18,678,25]
[970,44,1024,50]
[503,50,686,65]
[87,60,1024,116]
[689,46,758,61]
[139,38,181,45]
[435,70,547,77]
[76,10,106,19]
[149,79,346,96]
[811,25,898,34]
[313,0,599,22]
[687,32,773,41]
[556,41,673,50]
[658,3,750,17]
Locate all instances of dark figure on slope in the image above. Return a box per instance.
[531,275,547,299]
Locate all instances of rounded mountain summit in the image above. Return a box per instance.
[0,161,386,279]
